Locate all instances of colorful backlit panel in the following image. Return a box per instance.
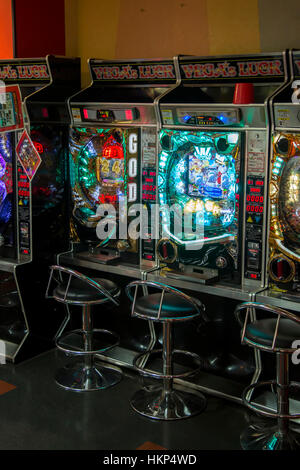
[158,130,240,245]
[0,133,13,243]
[70,128,126,221]
[269,133,300,285]
[70,127,139,244]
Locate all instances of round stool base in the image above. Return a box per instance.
[240,423,300,450]
[55,361,122,392]
[130,387,206,421]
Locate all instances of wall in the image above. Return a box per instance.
[65,0,121,86]
[14,0,65,57]
[0,1,298,82]
[65,0,263,86]
[115,0,260,58]
[258,0,300,51]
[0,0,14,59]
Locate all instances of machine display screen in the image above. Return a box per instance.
[188,152,233,200]
[97,136,124,204]
[158,130,240,245]
[74,130,126,210]
[70,127,139,242]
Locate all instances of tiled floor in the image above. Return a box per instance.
[0,349,276,451]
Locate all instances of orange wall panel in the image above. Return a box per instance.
[65,0,121,86]
[207,0,260,55]
[115,0,209,59]
[0,0,14,59]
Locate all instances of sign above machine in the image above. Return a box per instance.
[89,59,177,85]
[0,59,50,84]
[179,53,286,84]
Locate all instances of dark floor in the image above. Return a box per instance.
[0,349,260,452]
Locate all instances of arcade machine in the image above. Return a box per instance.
[257,49,300,309]
[146,52,290,402]
[59,57,179,364]
[0,56,81,362]
[242,50,300,416]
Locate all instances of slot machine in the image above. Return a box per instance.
[66,58,178,270]
[58,58,178,369]
[257,49,300,306]
[0,56,80,362]
[153,53,289,294]
[251,50,300,416]
[145,53,290,402]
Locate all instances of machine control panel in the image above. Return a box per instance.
[72,106,140,124]
[17,163,31,256]
[244,175,265,280]
[140,128,157,263]
[141,168,157,262]
[243,130,267,283]
[161,107,241,127]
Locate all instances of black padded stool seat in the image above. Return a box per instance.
[245,318,300,349]
[134,292,200,321]
[46,265,122,392]
[235,301,300,450]
[53,277,119,303]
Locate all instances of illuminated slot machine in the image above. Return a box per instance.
[145,53,290,402]
[0,56,80,362]
[65,58,178,272]
[257,49,300,307]
[152,53,290,294]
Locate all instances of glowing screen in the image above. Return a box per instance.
[188,152,232,200]
[69,127,139,242]
[158,130,240,245]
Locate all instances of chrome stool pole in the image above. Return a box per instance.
[162,321,173,395]
[277,352,289,438]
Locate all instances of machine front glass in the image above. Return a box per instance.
[268,133,300,289]
[70,127,139,250]
[158,129,241,281]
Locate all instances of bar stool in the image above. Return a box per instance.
[235,301,300,450]
[46,265,122,392]
[125,280,207,420]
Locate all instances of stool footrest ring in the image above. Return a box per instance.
[56,328,119,355]
[133,348,202,380]
[242,380,300,419]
